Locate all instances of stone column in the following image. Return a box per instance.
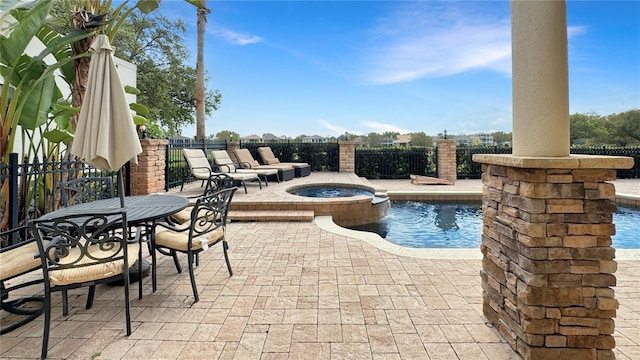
[130,139,168,195]
[473,154,633,360]
[338,141,355,173]
[435,139,457,182]
[511,0,570,156]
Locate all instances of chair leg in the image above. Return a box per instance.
[123,272,131,336]
[242,181,247,194]
[0,297,45,335]
[223,240,233,276]
[151,243,157,293]
[41,288,51,360]
[195,253,199,267]
[172,250,182,273]
[85,285,96,309]
[187,252,199,303]
[62,289,69,316]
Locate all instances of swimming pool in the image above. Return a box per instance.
[347,201,640,249]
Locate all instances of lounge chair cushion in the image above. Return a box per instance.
[48,243,139,286]
[234,149,261,169]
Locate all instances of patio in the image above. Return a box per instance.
[1,173,638,359]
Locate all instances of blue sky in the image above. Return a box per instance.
[159,1,640,138]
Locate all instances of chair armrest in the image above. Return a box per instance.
[153,219,189,233]
[237,161,253,169]
[191,166,213,176]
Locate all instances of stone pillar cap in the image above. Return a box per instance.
[472,154,634,169]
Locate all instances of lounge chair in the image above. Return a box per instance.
[181,149,261,194]
[232,148,295,181]
[211,150,280,184]
[257,146,311,177]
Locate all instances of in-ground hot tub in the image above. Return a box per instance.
[287,183,389,227]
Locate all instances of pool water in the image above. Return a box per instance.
[347,201,640,249]
[292,186,373,198]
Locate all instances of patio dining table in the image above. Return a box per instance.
[39,194,189,297]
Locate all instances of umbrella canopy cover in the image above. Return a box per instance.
[71,34,142,172]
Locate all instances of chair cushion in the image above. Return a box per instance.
[233,149,260,168]
[171,206,194,224]
[264,157,280,165]
[0,241,41,281]
[49,243,140,286]
[154,226,225,252]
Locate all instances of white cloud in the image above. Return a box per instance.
[361,121,410,134]
[365,2,512,84]
[319,119,350,135]
[209,27,262,45]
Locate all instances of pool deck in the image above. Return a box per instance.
[1,174,638,359]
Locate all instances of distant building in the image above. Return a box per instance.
[477,133,494,146]
[242,134,262,143]
[381,137,394,146]
[455,136,473,146]
[302,135,327,143]
[393,134,412,147]
[262,133,280,142]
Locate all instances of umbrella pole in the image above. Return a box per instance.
[117,168,126,208]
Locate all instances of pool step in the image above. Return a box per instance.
[229,210,315,222]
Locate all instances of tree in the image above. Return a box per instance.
[367,132,383,147]
[185,0,210,141]
[112,11,221,136]
[215,130,240,142]
[570,112,608,145]
[53,0,160,130]
[606,110,640,146]
[491,131,512,145]
[410,132,433,147]
[383,131,400,139]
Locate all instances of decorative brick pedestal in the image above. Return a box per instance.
[338,141,355,173]
[435,139,456,182]
[130,139,168,195]
[473,154,633,360]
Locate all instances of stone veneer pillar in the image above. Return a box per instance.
[473,154,633,360]
[130,139,168,195]
[435,139,457,182]
[338,141,355,173]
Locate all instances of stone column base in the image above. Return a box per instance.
[473,154,633,360]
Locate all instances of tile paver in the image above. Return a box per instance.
[2,173,638,359]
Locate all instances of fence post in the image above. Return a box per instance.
[434,139,457,182]
[130,139,169,195]
[8,153,19,235]
[338,141,356,173]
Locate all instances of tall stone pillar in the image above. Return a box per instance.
[511,0,570,156]
[435,139,457,182]
[338,141,355,173]
[130,139,168,195]
[472,2,635,359]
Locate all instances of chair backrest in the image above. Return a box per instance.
[31,211,130,284]
[183,149,213,179]
[257,147,281,165]
[59,177,114,207]
[211,150,238,172]
[188,187,237,241]
[232,149,261,169]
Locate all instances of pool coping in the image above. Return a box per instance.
[316,191,640,260]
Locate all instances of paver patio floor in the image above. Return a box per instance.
[2,173,638,359]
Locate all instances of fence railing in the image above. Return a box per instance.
[165,138,228,190]
[355,147,436,179]
[457,146,512,179]
[456,146,640,179]
[1,153,119,234]
[241,141,340,172]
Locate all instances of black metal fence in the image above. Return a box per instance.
[241,141,339,172]
[355,147,436,179]
[571,146,640,179]
[457,146,512,179]
[1,153,118,234]
[164,138,228,190]
[455,146,640,179]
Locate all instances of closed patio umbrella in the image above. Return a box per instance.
[70,33,142,207]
